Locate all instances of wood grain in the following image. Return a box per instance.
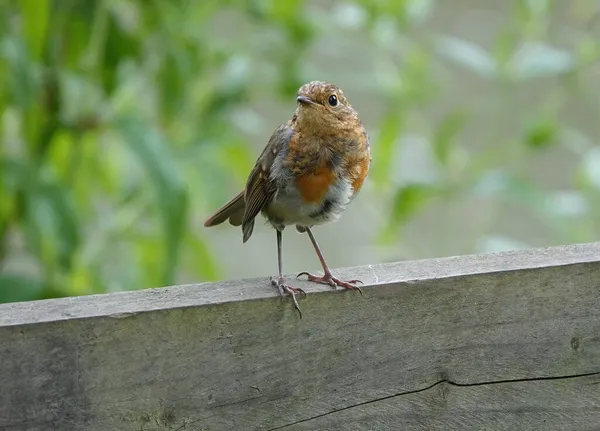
[1,243,600,430]
[275,375,600,431]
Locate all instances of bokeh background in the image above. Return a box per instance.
[1,0,599,303]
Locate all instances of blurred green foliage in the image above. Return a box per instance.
[1,0,599,303]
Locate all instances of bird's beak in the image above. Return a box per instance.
[297,95,316,105]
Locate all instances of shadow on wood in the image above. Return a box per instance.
[1,243,600,430]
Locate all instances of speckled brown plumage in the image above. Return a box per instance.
[204,81,371,317]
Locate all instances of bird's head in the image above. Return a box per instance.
[295,81,359,133]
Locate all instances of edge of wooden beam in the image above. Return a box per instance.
[1,242,598,328]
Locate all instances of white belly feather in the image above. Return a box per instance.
[265,178,352,227]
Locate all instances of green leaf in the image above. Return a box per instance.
[41,181,80,270]
[379,182,436,243]
[183,235,219,281]
[400,47,435,104]
[1,156,27,192]
[0,274,43,303]
[391,183,435,225]
[516,0,551,23]
[523,116,558,150]
[19,0,50,60]
[81,1,110,72]
[101,14,142,93]
[371,111,404,187]
[1,37,40,110]
[214,138,256,185]
[116,116,189,286]
[432,110,468,165]
[133,236,164,288]
[58,71,104,126]
[23,177,80,275]
[0,158,26,258]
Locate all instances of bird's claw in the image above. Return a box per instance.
[297,271,363,295]
[270,276,305,318]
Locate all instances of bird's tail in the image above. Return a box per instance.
[204,191,245,227]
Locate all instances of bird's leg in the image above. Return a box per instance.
[270,229,306,317]
[297,227,363,294]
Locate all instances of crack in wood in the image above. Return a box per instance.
[267,370,600,430]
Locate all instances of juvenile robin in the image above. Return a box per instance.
[204,81,371,317]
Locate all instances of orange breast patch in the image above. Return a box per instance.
[351,156,370,193]
[295,167,336,203]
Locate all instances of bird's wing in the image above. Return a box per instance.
[242,123,293,242]
[203,191,245,227]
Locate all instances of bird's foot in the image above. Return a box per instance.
[297,271,363,295]
[270,276,306,318]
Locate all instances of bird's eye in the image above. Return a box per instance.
[328,94,338,106]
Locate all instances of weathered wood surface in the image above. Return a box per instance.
[1,243,600,431]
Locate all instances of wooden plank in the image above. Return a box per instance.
[1,242,600,430]
[275,374,600,431]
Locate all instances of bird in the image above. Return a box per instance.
[204,80,371,317]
